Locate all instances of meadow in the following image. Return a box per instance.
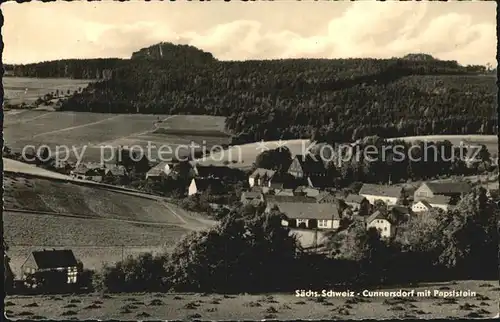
[4,110,229,163]
[4,280,498,320]
[3,77,92,105]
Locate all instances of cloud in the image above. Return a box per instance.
[3,2,496,66]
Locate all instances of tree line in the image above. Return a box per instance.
[89,186,497,294]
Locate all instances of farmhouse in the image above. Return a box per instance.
[366,211,395,238]
[21,249,78,288]
[288,154,326,178]
[240,191,265,205]
[145,162,172,180]
[412,200,433,213]
[359,184,404,205]
[413,181,472,202]
[248,168,276,187]
[413,194,452,212]
[188,178,225,196]
[70,165,104,182]
[267,202,341,230]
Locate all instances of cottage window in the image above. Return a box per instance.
[318,220,328,227]
[67,267,78,284]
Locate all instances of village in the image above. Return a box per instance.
[46,143,500,243]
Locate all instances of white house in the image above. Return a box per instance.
[358,184,403,206]
[366,211,395,238]
[412,200,434,213]
[266,202,341,230]
[412,194,451,213]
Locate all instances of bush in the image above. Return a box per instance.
[92,253,169,293]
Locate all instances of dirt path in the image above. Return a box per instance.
[30,115,124,139]
[4,112,51,126]
[52,115,177,160]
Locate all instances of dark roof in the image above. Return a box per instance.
[307,176,331,188]
[293,154,326,174]
[191,178,225,193]
[106,164,127,176]
[415,200,433,209]
[359,184,403,198]
[273,202,341,220]
[249,168,276,179]
[268,173,295,189]
[423,182,472,195]
[344,194,367,204]
[426,195,452,205]
[194,165,232,179]
[28,249,78,269]
[265,195,316,204]
[85,169,104,176]
[389,205,411,215]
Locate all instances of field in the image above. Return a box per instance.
[4,280,498,320]
[4,110,229,163]
[388,135,498,157]
[4,158,75,180]
[3,77,92,105]
[194,139,312,169]
[3,173,218,274]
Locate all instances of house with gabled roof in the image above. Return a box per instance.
[412,195,452,212]
[413,181,472,202]
[359,184,404,206]
[288,154,326,179]
[248,168,276,187]
[146,161,172,180]
[366,211,395,238]
[267,202,341,230]
[21,249,79,287]
[70,164,105,182]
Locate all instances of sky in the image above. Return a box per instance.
[2,1,497,66]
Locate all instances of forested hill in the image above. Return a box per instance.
[3,43,215,79]
[131,42,216,64]
[7,42,497,143]
[3,58,126,79]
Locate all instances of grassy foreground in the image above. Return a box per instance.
[4,280,498,320]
